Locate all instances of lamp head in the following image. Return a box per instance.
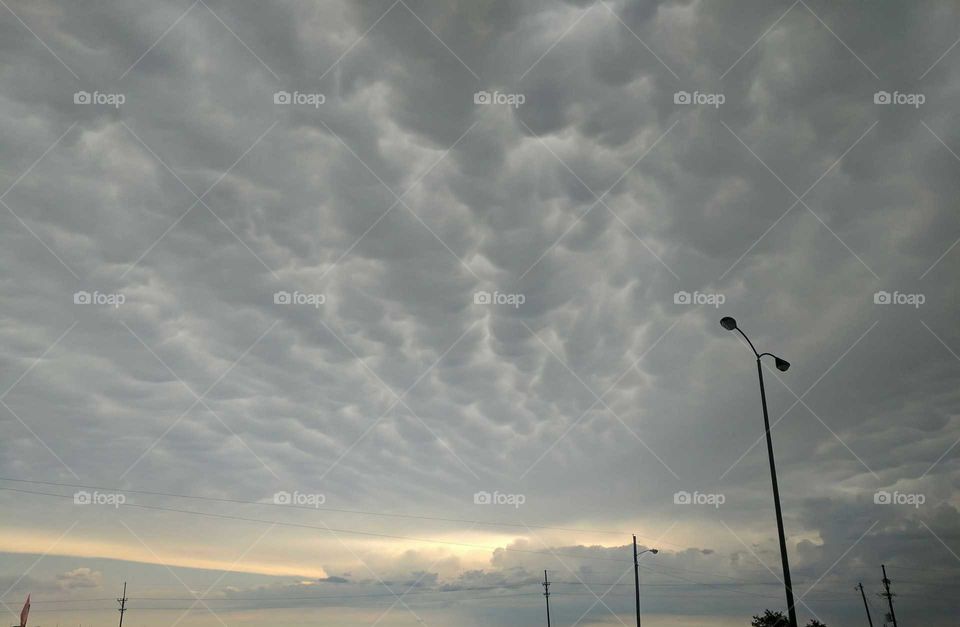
[775,357,790,372]
[650,549,659,554]
[720,316,737,331]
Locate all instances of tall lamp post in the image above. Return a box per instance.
[633,537,658,627]
[720,316,797,627]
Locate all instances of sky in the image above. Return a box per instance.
[1,0,959,625]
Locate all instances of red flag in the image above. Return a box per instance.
[19,595,30,627]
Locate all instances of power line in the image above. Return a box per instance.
[0,486,635,564]
[0,476,682,545]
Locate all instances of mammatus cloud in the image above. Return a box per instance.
[1,0,959,625]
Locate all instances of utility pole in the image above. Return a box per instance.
[633,535,641,627]
[542,570,552,627]
[116,582,127,627]
[880,565,898,627]
[857,582,873,627]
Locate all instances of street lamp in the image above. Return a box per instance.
[633,537,659,627]
[720,316,798,627]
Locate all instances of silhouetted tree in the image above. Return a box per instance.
[751,610,827,627]
[751,610,788,627]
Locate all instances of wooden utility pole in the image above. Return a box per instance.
[880,565,898,627]
[116,582,128,627]
[542,570,552,627]
[857,582,873,627]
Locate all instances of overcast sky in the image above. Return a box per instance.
[2,1,960,625]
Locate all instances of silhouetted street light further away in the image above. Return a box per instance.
[721,316,798,627]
